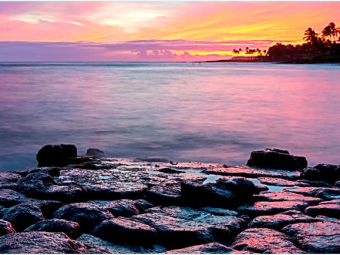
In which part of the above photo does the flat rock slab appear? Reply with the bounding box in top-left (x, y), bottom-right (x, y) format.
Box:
top-left (146, 184), bottom-right (182, 204)
top-left (238, 201), bottom-right (309, 217)
top-left (282, 221), bottom-right (340, 253)
top-left (0, 231), bottom-right (87, 253)
top-left (258, 177), bottom-right (309, 187)
top-left (0, 219), bottom-right (16, 236)
top-left (164, 242), bottom-right (247, 254)
top-left (0, 189), bottom-right (27, 207)
top-left (248, 210), bottom-right (319, 230)
top-left (24, 218), bottom-right (81, 239)
top-left (283, 187), bottom-right (325, 196)
top-left (77, 233), bottom-right (166, 254)
top-left (315, 188), bottom-right (340, 200)
top-left (54, 203), bottom-right (113, 232)
top-left (231, 228), bottom-right (304, 253)
top-left (89, 199), bottom-right (140, 217)
top-left (304, 204), bottom-right (340, 219)
top-left (93, 217), bottom-right (157, 244)
top-left (203, 166), bottom-right (300, 180)
top-left (254, 191), bottom-right (322, 205)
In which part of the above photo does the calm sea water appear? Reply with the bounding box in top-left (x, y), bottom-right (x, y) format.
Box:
top-left (0, 62), bottom-right (339, 172)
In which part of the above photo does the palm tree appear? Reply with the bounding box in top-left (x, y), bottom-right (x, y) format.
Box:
top-left (322, 22), bottom-right (340, 43)
top-left (304, 28), bottom-right (318, 44)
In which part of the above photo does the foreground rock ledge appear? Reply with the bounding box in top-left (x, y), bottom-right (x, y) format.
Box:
top-left (0, 145), bottom-right (339, 254)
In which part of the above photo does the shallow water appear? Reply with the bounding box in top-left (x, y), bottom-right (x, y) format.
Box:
top-left (0, 62), bottom-right (339, 171)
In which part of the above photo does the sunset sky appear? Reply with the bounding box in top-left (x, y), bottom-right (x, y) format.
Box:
top-left (0, 1), bottom-right (339, 61)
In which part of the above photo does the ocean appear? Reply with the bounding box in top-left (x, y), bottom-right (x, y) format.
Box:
top-left (0, 62), bottom-right (339, 172)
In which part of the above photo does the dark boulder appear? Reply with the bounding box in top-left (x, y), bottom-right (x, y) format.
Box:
top-left (304, 203), bottom-right (340, 219)
top-left (247, 148), bottom-right (307, 170)
top-left (164, 242), bottom-right (243, 254)
top-left (181, 177), bottom-right (256, 208)
top-left (0, 231), bottom-right (87, 253)
top-left (301, 164), bottom-right (340, 184)
top-left (335, 180), bottom-right (340, 188)
top-left (315, 188), bottom-right (340, 200)
top-left (92, 217), bottom-right (157, 244)
top-left (2, 204), bottom-right (44, 231)
top-left (231, 228), bottom-right (305, 253)
top-left (86, 148), bottom-right (105, 157)
top-left (248, 210), bottom-right (319, 230)
top-left (21, 199), bottom-right (64, 219)
top-left (0, 219), bottom-right (16, 236)
top-left (0, 189), bottom-right (27, 207)
top-left (36, 144), bottom-right (78, 167)
top-left (134, 199), bottom-right (154, 212)
top-left (282, 221), bottom-right (340, 253)
top-left (89, 199), bottom-right (140, 217)
top-left (54, 203), bottom-right (113, 232)
top-left (24, 219), bottom-right (81, 239)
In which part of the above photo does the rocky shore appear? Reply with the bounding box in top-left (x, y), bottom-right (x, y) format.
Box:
top-left (0, 145), bottom-right (339, 254)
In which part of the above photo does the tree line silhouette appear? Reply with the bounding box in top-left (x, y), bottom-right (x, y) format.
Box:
top-left (232, 22), bottom-right (340, 63)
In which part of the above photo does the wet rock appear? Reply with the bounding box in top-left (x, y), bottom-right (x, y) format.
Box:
top-left (135, 206), bottom-right (246, 246)
top-left (247, 148), bottom-right (307, 170)
top-left (258, 177), bottom-right (309, 187)
top-left (254, 184), bottom-right (269, 193)
top-left (133, 212), bottom-right (213, 248)
top-left (24, 219), bottom-right (81, 239)
top-left (147, 184), bottom-right (182, 204)
top-left (36, 144), bottom-right (78, 167)
top-left (335, 180), bottom-right (340, 188)
top-left (0, 172), bottom-right (21, 189)
top-left (231, 228), bottom-right (304, 253)
top-left (282, 221), bottom-right (340, 253)
top-left (21, 199), bottom-right (64, 219)
top-left (0, 231), bottom-right (87, 253)
top-left (283, 186), bottom-right (324, 196)
top-left (304, 203), bottom-right (340, 218)
top-left (54, 203), bottom-right (113, 232)
top-left (77, 233), bottom-right (167, 254)
top-left (0, 189), bottom-right (27, 207)
top-left (134, 199), bottom-right (154, 212)
top-left (92, 217), bottom-right (157, 244)
top-left (319, 199), bottom-right (340, 205)
top-left (203, 166), bottom-right (301, 180)
top-left (86, 148), bottom-right (105, 157)
top-left (199, 207), bottom-right (238, 216)
top-left (181, 177), bottom-right (256, 208)
top-left (164, 242), bottom-right (243, 254)
top-left (315, 188), bottom-right (340, 200)
top-left (248, 210), bottom-right (318, 230)
top-left (89, 199), bottom-right (140, 217)
top-left (254, 191), bottom-right (322, 205)
top-left (0, 219), bottom-right (16, 236)
top-left (2, 204), bottom-right (44, 231)
top-left (238, 201), bottom-right (309, 217)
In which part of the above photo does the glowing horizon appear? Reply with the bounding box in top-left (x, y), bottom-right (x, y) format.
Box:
top-left (0, 1), bottom-right (339, 61)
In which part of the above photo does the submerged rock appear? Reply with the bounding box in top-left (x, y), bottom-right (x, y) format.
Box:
top-left (54, 203), bottom-right (113, 233)
top-left (232, 228), bottom-right (305, 253)
top-left (86, 148), bottom-right (105, 157)
top-left (247, 148), bottom-right (307, 170)
top-left (0, 231), bottom-right (87, 253)
top-left (282, 221), bottom-right (340, 253)
top-left (24, 219), bottom-right (81, 239)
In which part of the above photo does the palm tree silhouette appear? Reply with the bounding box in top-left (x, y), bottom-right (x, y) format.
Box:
top-left (303, 28), bottom-right (318, 44)
top-left (322, 22), bottom-right (340, 43)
